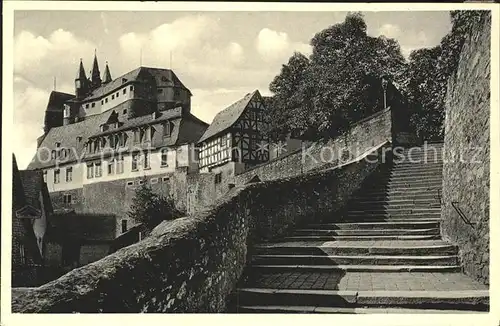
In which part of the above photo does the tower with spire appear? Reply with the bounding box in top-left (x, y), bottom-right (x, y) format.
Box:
top-left (90, 50), bottom-right (102, 90)
top-left (103, 61), bottom-right (112, 84)
top-left (75, 58), bottom-right (90, 99)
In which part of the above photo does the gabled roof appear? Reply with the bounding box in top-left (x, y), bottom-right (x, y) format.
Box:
top-left (13, 155), bottom-right (27, 211)
top-left (198, 90), bottom-right (260, 143)
top-left (28, 111), bottom-right (114, 169)
top-left (79, 66), bottom-right (191, 101)
top-left (46, 91), bottom-right (75, 113)
top-left (19, 170), bottom-right (43, 208)
top-left (28, 107), bottom-right (208, 169)
top-left (19, 170), bottom-right (54, 216)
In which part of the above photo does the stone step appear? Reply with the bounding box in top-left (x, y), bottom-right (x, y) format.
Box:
top-left (398, 155), bottom-right (444, 160)
top-left (306, 221), bottom-right (440, 230)
top-left (391, 162), bottom-right (443, 170)
top-left (249, 264), bottom-right (461, 273)
top-left (362, 185), bottom-right (443, 193)
top-left (235, 305), bottom-right (484, 313)
top-left (362, 181), bottom-right (443, 190)
top-left (292, 228), bottom-right (439, 237)
top-left (283, 234), bottom-right (441, 241)
top-left (354, 198), bottom-right (441, 206)
top-left (233, 288), bottom-right (488, 312)
top-left (347, 208), bottom-right (441, 215)
top-left (380, 176), bottom-right (443, 184)
top-left (385, 173), bottom-right (442, 181)
top-left (385, 170), bottom-right (443, 178)
top-left (346, 203), bottom-right (441, 210)
top-left (345, 212), bottom-right (441, 220)
top-left (340, 218), bottom-right (442, 223)
top-left (254, 242), bottom-right (457, 256)
top-left (351, 193), bottom-right (441, 201)
top-left (251, 254), bottom-right (458, 266)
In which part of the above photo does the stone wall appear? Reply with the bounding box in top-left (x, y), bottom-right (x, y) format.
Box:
top-left (441, 12), bottom-right (490, 285)
top-left (234, 107), bottom-right (392, 184)
top-left (186, 108), bottom-right (392, 213)
top-left (11, 143), bottom-right (389, 313)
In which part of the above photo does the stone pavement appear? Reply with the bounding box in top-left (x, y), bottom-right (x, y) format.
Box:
top-left (242, 271), bottom-right (488, 292)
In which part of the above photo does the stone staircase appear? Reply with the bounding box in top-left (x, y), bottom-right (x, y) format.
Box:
top-left (230, 143), bottom-right (489, 313)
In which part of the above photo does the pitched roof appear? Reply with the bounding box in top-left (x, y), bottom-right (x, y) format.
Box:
top-left (79, 66), bottom-right (191, 101)
top-left (46, 91), bottom-right (75, 113)
top-left (103, 62), bottom-right (112, 83)
top-left (28, 111), bottom-right (113, 169)
top-left (198, 90), bottom-right (260, 143)
top-left (28, 107), bottom-right (207, 169)
top-left (12, 155), bottom-right (27, 211)
top-left (19, 171), bottom-right (44, 209)
top-left (12, 155), bottom-right (44, 263)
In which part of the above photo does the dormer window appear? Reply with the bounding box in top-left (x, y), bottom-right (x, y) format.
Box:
top-left (163, 122), bottom-right (171, 137)
top-left (122, 78), bottom-right (128, 84)
top-left (161, 76), bottom-right (168, 82)
top-left (133, 129), bottom-right (140, 143)
top-left (55, 142), bottom-right (61, 148)
top-left (144, 127), bottom-right (151, 142)
top-left (76, 136), bottom-right (82, 142)
top-left (63, 105), bottom-right (70, 118)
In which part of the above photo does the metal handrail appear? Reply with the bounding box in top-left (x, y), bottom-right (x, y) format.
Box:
top-left (451, 201), bottom-right (476, 227)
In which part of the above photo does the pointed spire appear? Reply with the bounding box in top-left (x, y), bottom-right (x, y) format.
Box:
top-left (103, 61), bottom-right (112, 84)
top-left (91, 50), bottom-right (102, 88)
top-left (76, 58), bottom-right (87, 80)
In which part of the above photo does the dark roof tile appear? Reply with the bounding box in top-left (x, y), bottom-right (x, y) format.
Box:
top-left (198, 90), bottom-right (260, 143)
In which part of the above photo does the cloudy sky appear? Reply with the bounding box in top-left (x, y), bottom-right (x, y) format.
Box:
top-left (13, 10), bottom-right (452, 168)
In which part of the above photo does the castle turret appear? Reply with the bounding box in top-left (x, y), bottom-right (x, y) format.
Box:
top-left (75, 59), bottom-right (89, 99)
top-left (103, 61), bottom-right (112, 84)
top-left (90, 51), bottom-right (102, 90)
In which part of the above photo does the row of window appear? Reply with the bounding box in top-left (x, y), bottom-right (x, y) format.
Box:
top-left (125, 175), bottom-right (169, 187)
top-left (51, 167), bottom-right (72, 184)
top-left (45, 150), bottom-right (172, 183)
top-left (86, 123), bottom-right (172, 154)
top-left (86, 133), bottom-right (127, 154)
top-left (200, 149), bottom-right (231, 167)
top-left (87, 158), bottom-right (124, 179)
top-left (83, 85), bottom-right (134, 109)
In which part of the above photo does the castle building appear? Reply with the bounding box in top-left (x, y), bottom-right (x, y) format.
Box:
top-left (28, 54), bottom-right (208, 235)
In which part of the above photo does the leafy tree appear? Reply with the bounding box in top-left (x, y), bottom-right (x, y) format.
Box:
top-left (404, 10), bottom-right (487, 141)
top-left (265, 12), bottom-right (407, 141)
top-left (127, 181), bottom-right (182, 232)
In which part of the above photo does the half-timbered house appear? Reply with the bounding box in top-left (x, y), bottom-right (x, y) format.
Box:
top-left (197, 90), bottom-right (269, 175)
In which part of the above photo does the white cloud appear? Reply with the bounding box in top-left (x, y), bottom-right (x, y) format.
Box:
top-left (378, 23), bottom-right (401, 38)
top-left (13, 28), bottom-right (95, 167)
top-left (118, 15), bottom-right (244, 70)
top-left (14, 29), bottom-right (96, 80)
top-left (13, 84), bottom-right (50, 168)
top-left (256, 28), bottom-right (311, 63)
